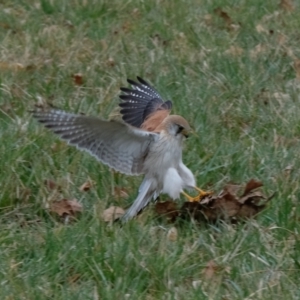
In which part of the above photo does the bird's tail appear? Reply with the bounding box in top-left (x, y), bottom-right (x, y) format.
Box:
top-left (122, 178), bottom-right (156, 222)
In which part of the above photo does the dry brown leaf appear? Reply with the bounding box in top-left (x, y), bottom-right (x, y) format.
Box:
top-left (242, 179), bottom-right (263, 196)
top-left (50, 199), bottom-right (83, 217)
top-left (167, 227), bottom-right (178, 241)
top-left (280, 0), bottom-right (294, 11)
top-left (102, 206), bottom-right (125, 222)
top-left (239, 190), bottom-right (265, 205)
top-left (79, 180), bottom-right (93, 192)
top-left (72, 73), bottom-right (83, 85)
top-left (203, 260), bottom-right (219, 280)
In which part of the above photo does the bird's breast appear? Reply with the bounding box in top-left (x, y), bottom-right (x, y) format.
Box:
top-left (143, 135), bottom-right (182, 176)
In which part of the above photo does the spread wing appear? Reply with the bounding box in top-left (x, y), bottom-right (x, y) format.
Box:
top-left (33, 108), bottom-right (158, 175)
top-left (119, 77), bottom-right (172, 129)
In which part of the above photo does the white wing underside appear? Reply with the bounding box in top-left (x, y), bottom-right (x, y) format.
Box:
top-left (33, 109), bottom-right (158, 175)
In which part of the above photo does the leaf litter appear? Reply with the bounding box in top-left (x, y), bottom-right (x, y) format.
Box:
top-left (154, 179), bottom-right (274, 224)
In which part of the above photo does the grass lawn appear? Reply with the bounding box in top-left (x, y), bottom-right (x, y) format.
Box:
top-left (1, 0), bottom-right (300, 299)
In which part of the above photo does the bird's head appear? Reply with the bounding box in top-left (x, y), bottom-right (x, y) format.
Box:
top-left (163, 115), bottom-right (191, 140)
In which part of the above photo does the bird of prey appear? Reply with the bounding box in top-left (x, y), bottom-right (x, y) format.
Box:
top-left (33, 77), bottom-right (210, 221)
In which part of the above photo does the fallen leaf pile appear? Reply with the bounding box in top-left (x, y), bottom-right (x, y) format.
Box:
top-left (155, 179), bottom-right (274, 224)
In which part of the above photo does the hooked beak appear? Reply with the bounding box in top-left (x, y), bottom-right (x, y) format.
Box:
top-left (181, 128), bottom-right (190, 138)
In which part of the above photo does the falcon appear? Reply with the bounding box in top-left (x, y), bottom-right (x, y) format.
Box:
top-left (33, 77), bottom-right (210, 221)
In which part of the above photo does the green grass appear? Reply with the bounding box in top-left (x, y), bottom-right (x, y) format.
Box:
top-left (1, 0), bottom-right (300, 299)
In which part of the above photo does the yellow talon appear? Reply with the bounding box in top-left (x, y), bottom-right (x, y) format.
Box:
top-left (182, 191), bottom-right (198, 202)
top-left (194, 187), bottom-right (213, 198)
top-left (182, 188), bottom-right (213, 202)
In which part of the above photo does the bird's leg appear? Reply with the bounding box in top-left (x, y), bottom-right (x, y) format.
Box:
top-left (182, 191), bottom-right (199, 202)
top-left (181, 187), bottom-right (213, 203)
top-left (194, 186), bottom-right (213, 199)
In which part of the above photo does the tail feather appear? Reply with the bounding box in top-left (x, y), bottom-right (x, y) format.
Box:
top-left (122, 178), bottom-right (156, 222)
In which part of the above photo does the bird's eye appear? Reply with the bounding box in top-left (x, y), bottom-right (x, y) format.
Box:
top-left (176, 125), bottom-right (184, 135)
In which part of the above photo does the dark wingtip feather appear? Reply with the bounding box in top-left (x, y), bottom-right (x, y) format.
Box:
top-left (120, 87), bottom-right (131, 93)
top-left (137, 77), bottom-right (149, 86)
top-left (127, 78), bottom-right (138, 86)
